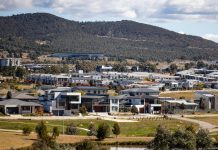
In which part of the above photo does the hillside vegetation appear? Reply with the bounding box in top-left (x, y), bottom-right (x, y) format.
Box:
top-left (0, 13), bottom-right (218, 61)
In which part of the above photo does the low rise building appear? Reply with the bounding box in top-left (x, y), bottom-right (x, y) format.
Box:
top-left (0, 58), bottom-right (20, 67)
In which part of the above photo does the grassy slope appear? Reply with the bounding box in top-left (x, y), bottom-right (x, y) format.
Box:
top-left (0, 118), bottom-right (198, 137)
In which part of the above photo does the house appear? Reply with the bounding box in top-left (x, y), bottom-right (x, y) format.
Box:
top-left (96, 65), bottom-right (113, 72)
top-left (40, 87), bottom-right (81, 116)
top-left (162, 99), bottom-right (198, 113)
top-left (0, 99), bottom-right (42, 115)
top-left (81, 95), bottom-right (109, 112)
top-left (12, 93), bottom-right (38, 102)
top-left (0, 58), bottom-right (21, 67)
top-left (195, 91), bottom-right (218, 111)
top-left (120, 88), bottom-right (160, 97)
top-left (109, 94), bottom-right (160, 114)
top-left (73, 86), bottom-right (109, 95)
top-left (27, 74), bottom-right (71, 85)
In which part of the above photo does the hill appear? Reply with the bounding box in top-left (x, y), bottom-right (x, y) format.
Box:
top-left (0, 13), bottom-right (218, 61)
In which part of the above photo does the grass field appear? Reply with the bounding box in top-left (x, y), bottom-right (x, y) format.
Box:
top-left (0, 118), bottom-right (198, 137)
top-left (190, 116), bottom-right (218, 126)
top-left (160, 90), bottom-right (218, 100)
top-left (160, 91), bottom-right (195, 100)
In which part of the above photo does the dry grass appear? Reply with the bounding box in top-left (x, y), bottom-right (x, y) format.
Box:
top-left (190, 116), bottom-right (218, 126)
top-left (0, 88), bottom-right (8, 96)
top-left (160, 91), bottom-right (195, 100)
top-left (0, 131), bottom-right (36, 149)
top-left (0, 131), bottom-right (151, 149)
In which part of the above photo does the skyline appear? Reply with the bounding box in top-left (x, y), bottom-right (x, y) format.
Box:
top-left (0, 0), bottom-right (218, 43)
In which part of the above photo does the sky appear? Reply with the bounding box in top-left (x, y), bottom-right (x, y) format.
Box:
top-left (0, 0), bottom-right (218, 43)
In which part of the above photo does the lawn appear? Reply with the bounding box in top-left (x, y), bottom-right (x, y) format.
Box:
top-left (0, 118), bottom-right (198, 137)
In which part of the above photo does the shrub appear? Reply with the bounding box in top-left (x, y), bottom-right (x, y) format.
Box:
top-left (172, 129), bottom-right (196, 150)
top-left (22, 126), bottom-right (32, 136)
top-left (79, 105), bottom-right (87, 115)
top-left (96, 123), bottom-right (110, 140)
top-left (75, 140), bottom-right (99, 150)
top-left (112, 123), bottom-right (120, 138)
top-left (130, 105), bottom-right (138, 115)
top-left (87, 123), bottom-right (96, 136)
top-left (196, 129), bottom-right (212, 149)
top-left (66, 123), bottom-right (78, 135)
top-left (150, 125), bottom-right (172, 150)
top-left (52, 127), bottom-right (60, 139)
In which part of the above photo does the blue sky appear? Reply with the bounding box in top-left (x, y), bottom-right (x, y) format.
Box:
top-left (0, 0), bottom-right (218, 43)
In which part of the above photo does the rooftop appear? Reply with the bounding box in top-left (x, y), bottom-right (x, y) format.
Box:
top-left (0, 99), bottom-right (42, 106)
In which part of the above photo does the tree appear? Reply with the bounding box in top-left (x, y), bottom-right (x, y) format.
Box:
top-left (96, 123), bottom-right (110, 140)
top-left (112, 123), bottom-right (120, 138)
top-left (52, 127), bottom-right (59, 139)
top-left (79, 105), bottom-right (87, 115)
top-left (23, 125), bottom-right (32, 136)
top-left (130, 105), bottom-right (138, 115)
top-left (197, 61), bottom-right (206, 69)
top-left (66, 123), bottom-right (77, 135)
top-left (172, 129), bottom-right (196, 150)
top-left (33, 121), bottom-right (58, 150)
top-left (185, 125), bottom-right (196, 134)
top-left (151, 125), bottom-right (172, 150)
top-left (87, 123), bottom-right (96, 136)
top-left (35, 121), bottom-right (49, 140)
top-left (196, 129), bottom-right (212, 149)
top-left (169, 64), bottom-right (178, 73)
top-left (15, 67), bottom-right (26, 79)
top-left (6, 91), bottom-right (12, 99)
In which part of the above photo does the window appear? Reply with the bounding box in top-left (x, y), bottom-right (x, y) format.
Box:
top-left (112, 99), bottom-right (118, 104)
top-left (22, 106), bottom-right (31, 111)
top-left (112, 106), bottom-right (118, 111)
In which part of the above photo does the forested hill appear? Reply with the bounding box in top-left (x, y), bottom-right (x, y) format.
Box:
top-left (0, 13), bottom-right (218, 61)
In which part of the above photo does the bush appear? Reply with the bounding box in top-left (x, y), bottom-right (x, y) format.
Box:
top-left (112, 123), bottom-right (120, 138)
top-left (149, 125), bottom-right (172, 150)
top-left (52, 127), bottom-right (60, 139)
top-left (96, 123), bottom-right (110, 140)
top-left (196, 129), bottom-right (212, 149)
top-left (66, 123), bottom-right (78, 135)
top-left (87, 123), bottom-right (96, 136)
top-left (130, 105), bottom-right (138, 115)
top-left (23, 126), bottom-right (32, 136)
top-left (75, 140), bottom-right (99, 150)
top-left (79, 105), bottom-right (87, 115)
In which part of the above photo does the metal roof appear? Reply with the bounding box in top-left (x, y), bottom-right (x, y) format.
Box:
top-left (0, 99), bottom-right (42, 106)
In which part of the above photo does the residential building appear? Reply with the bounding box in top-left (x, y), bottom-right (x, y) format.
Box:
top-left (120, 88), bottom-right (160, 97)
top-left (40, 87), bottom-right (81, 116)
top-left (0, 99), bottom-right (42, 115)
top-left (0, 58), bottom-right (20, 67)
top-left (72, 86), bottom-right (108, 95)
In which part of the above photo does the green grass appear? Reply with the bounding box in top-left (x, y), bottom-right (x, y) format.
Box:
top-left (0, 119), bottom-right (198, 137)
